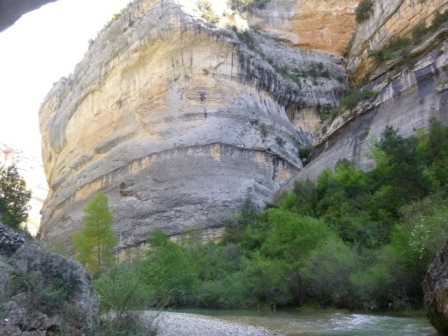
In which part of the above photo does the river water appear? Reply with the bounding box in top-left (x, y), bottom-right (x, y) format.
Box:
top-left (179, 309), bottom-right (437, 336)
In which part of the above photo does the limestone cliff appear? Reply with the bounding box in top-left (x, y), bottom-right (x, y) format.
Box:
top-left (38, 0), bottom-right (347, 249)
top-left (247, 0), bottom-right (359, 56)
top-left (293, 0), bottom-right (448, 182)
top-left (348, 0), bottom-right (448, 85)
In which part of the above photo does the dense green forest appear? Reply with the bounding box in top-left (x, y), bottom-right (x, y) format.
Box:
top-left (95, 118), bottom-right (448, 315)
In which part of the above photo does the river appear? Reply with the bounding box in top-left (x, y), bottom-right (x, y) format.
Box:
top-left (177, 308), bottom-right (436, 335)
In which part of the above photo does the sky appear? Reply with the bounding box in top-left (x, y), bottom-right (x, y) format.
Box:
top-left (0, 0), bottom-right (131, 156)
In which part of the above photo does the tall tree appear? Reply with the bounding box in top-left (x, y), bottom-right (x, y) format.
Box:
top-left (72, 192), bottom-right (117, 276)
top-left (0, 164), bottom-right (31, 228)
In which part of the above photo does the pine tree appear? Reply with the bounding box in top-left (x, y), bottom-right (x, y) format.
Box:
top-left (0, 164), bottom-right (31, 228)
top-left (72, 192), bottom-right (117, 276)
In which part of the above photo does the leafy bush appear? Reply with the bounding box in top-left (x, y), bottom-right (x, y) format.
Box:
top-left (139, 229), bottom-right (198, 307)
top-left (275, 136), bottom-right (286, 147)
top-left (320, 88), bottom-right (377, 121)
top-left (355, 0), bottom-right (373, 23)
top-left (302, 238), bottom-right (358, 309)
top-left (93, 262), bottom-right (157, 335)
top-left (89, 120), bottom-right (448, 312)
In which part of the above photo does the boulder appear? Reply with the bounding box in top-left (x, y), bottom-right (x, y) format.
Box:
top-left (0, 223), bottom-right (24, 256)
top-left (423, 240), bottom-right (448, 335)
top-left (0, 225), bottom-right (98, 335)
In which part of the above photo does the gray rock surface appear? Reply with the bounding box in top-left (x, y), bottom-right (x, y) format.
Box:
top-left (291, 33), bottom-right (448, 183)
top-left (0, 0), bottom-right (57, 32)
top-left (0, 223), bottom-right (24, 256)
top-left (38, 0), bottom-right (348, 250)
top-left (14, 245), bottom-right (99, 328)
top-left (0, 226), bottom-right (98, 335)
top-left (423, 240), bottom-right (448, 335)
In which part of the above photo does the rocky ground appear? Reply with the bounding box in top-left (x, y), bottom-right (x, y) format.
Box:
top-left (146, 312), bottom-right (285, 336)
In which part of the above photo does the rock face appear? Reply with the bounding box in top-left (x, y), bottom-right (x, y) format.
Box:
top-left (248, 0), bottom-right (359, 56)
top-left (0, 223), bottom-right (24, 256)
top-left (348, 0), bottom-right (448, 85)
top-left (0, 223), bottom-right (98, 335)
top-left (0, 0), bottom-right (57, 32)
top-left (295, 37), bottom-right (448, 181)
top-left (38, 0), bottom-right (347, 249)
top-left (292, 0), bottom-right (448, 183)
top-left (423, 240), bottom-right (448, 335)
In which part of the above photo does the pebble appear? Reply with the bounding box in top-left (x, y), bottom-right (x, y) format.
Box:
top-left (143, 312), bottom-right (286, 336)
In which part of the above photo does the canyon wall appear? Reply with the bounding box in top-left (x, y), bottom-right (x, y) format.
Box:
top-left (348, 0), bottom-right (448, 84)
top-left (38, 0), bottom-right (348, 249)
top-left (247, 0), bottom-right (359, 56)
top-left (293, 0), bottom-right (448, 183)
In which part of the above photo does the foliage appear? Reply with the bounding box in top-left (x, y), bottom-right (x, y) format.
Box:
top-left (355, 0), bottom-right (373, 23)
top-left (139, 229), bottom-right (198, 307)
top-left (0, 164), bottom-right (31, 229)
top-left (298, 146), bottom-right (311, 160)
top-left (259, 123), bottom-right (268, 137)
top-left (90, 120), bottom-right (448, 312)
top-left (320, 88), bottom-right (377, 121)
top-left (302, 238), bottom-right (358, 309)
top-left (93, 262), bottom-right (158, 335)
top-left (8, 270), bottom-right (70, 314)
top-left (369, 10), bottom-right (448, 64)
top-left (72, 192), bottom-right (117, 276)
top-left (232, 0), bottom-right (270, 10)
top-left (6, 269), bottom-right (84, 332)
top-left (369, 36), bottom-right (412, 63)
top-left (197, 0), bottom-right (220, 23)
top-left (275, 136), bottom-right (286, 147)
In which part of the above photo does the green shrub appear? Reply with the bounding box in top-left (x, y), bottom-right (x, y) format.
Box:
top-left (139, 229), bottom-right (198, 307)
top-left (302, 238), bottom-right (358, 309)
top-left (355, 0), bottom-right (374, 23)
top-left (298, 146), bottom-right (312, 160)
top-left (7, 270), bottom-right (79, 321)
top-left (320, 88), bottom-right (377, 121)
top-left (93, 262), bottom-right (157, 335)
top-left (259, 123), bottom-right (268, 137)
top-left (275, 136), bottom-right (286, 147)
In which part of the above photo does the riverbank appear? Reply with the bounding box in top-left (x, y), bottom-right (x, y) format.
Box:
top-left (145, 311), bottom-right (285, 336)
top-left (143, 309), bottom-right (436, 336)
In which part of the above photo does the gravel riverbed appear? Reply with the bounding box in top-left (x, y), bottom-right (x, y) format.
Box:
top-left (144, 311), bottom-right (285, 336)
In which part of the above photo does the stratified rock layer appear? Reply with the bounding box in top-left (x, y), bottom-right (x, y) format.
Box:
top-left (248, 0), bottom-right (359, 56)
top-left (293, 35), bottom-right (448, 182)
top-left (39, 0), bottom-right (347, 249)
top-left (348, 0), bottom-right (448, 85)
top-left (423, 240), bottom-right (448, 335)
